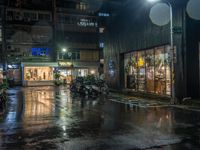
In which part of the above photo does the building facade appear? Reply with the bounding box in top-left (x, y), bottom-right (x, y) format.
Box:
top-left (54, 0), bottom-right (103, 83)
top-left (3, 0), bottom-right (55, 85)
top-left (103, 0), bottom-right (200, 101)
top-left (1, 0), bottom-right (114, 85)
top-left (53, 0), bottom-right (120, 83)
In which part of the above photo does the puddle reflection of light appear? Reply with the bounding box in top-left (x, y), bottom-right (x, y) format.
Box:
top-left (92, 101), bottom-right (97, 106)
top-left (58, 89), bottom-right (73, 127)
top-left (5, 112), bottom-right (17, 123)
top-left (24, 90), bottom-right (54, 119)
top-left (63, 133), bottom-right (67, 136)
top-left (62, 125), bottom-right (66, 131)
top-left (60, 90), bottom-right (72, 103)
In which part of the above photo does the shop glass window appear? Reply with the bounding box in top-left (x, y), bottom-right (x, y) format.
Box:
top-left (72, 52), bottom-right (77, 59)
top-left (124, 52), bottom-right (138, 91)
top-left (155, 47), bottom-right (166, 95)
top-left (59, 69), bottom-right (72, 84)
top-left (63, 52), bottom-right (77, 60)
top-left (146, 49), bottom-right (155, 93)
top-left (137, 51), bottom-right (146, 92)
top-left (76, 52), bottom-right (80, 60)
top-left (165, 46), bottom-right (171, 95)
top-left (78, 69), bottom-right (88, 77)
top-left (63, 53), bottom-right (71, 60)
top-left (24, 67), bottom-right (53, 81)
top-left (124, 45), bottom-right (171, 96)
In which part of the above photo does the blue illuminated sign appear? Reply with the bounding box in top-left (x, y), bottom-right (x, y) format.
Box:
top-left (108, 59), bottom-right (115, 77)
top-left (31, 47), bottom-right (49, 56)
top-left (99, 42), bottom-right (104, 48)
top-left (98, 13), bottom-right (110, 17)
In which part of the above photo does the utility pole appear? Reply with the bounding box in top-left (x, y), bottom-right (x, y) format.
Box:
top-left (2, 2), bottom-right (7, 72)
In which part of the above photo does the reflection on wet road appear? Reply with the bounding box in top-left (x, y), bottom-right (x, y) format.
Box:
top-left (0, 86), bottom-right (200, 150)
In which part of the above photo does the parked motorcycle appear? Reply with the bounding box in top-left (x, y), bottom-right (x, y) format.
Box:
top-left (70, 75), bottom-right (109, 98)
top-left (70, 77), bottom-right (86, 96)
top-left (97, 79), bottom-right (109, 95)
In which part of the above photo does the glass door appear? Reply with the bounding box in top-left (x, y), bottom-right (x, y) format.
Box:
top-left (146, 49), bottom-right (155, 93)
top-left (124, 52), bottom-right (138, 90)
top-left (155, 47), bottom-right (166, 94)
top-left (165, 46), bottom-right (171, 95)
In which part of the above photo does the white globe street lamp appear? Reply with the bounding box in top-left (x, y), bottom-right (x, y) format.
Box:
top-left (62, 48), bottom-right (67, 59)
top-left (62, 48), bottom-right (67, 52)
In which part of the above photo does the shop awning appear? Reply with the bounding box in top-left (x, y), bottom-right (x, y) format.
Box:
top-left (73, 61), bottom-right (99, 68)
top-left (21, 62), bottom-right (58, 67)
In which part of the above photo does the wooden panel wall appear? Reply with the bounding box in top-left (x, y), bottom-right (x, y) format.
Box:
top-left (186, 15), bottom-right (200, 98)
top-left (80, 50), bottom-right (99, 61)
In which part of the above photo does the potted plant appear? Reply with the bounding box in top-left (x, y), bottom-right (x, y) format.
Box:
top-left (54, 72), bottom-right (61, 86)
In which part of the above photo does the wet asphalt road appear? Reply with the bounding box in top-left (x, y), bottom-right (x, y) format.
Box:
top-left (0, 86), bottom-right (200, 150)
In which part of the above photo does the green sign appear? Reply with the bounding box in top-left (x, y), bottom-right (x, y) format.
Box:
top-left (173, 26), bottom-right (183, 34)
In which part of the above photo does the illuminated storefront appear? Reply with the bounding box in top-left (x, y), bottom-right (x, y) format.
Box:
top-left (59, 69), bottom-right (73, 84)
top-left (58, 61), bottom-right (98, 83)
top-left (22, 62), bottom-right (58, 86)
top-left (58, 61), bottom-right (73, 84)
top-left (7, 64), bottom-right (21, 85)
top-left (73, 62), bottom-right (98, 77)
top-left (77, 69), bottom-right (88, 77)
top-left (124, 46), bottom-right (171, 96)
top-left (74, 68), bottom-right (97, 77)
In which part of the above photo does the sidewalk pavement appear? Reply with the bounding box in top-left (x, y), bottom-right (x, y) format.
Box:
top-left (108, 89), bottom-right (200, 111)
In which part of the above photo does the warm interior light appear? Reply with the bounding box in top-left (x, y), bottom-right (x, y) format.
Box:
top-left (90, 70), bottom-right (95, 74)
top-left (138, 57), bottom-right (145, 67)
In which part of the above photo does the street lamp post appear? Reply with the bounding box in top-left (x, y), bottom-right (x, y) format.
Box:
top-left (147, 0), bottom-right (175, 104)
top-left (62, 48), bottom-right (67, 60)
